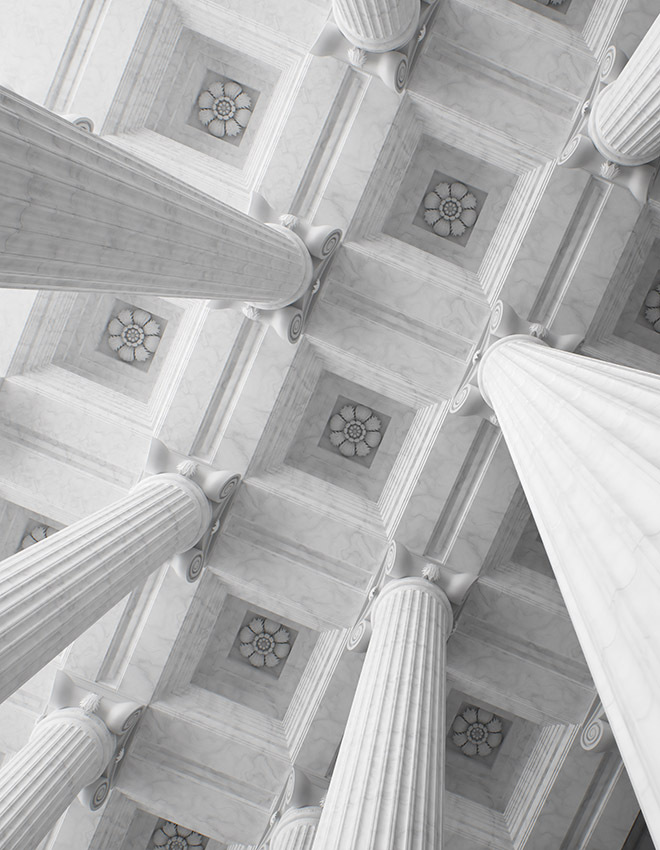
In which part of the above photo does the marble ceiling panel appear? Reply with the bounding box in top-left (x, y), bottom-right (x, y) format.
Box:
top-left (51, 293), bottom-right (183, 399)
top-left (445, 688), bottom-right (537, 812)
top-left (147, 29), bottom-right (276, 167)
top-left (410, 0), bottom-right (593, 156)
top-left (382, 135), bottom-right (517, 273)
top-left (584, 201), bottom-right (660, 373)
top-left (283, 371), bottom-right (414, 501)
top-left (192, 593), bottom-right (316, 719)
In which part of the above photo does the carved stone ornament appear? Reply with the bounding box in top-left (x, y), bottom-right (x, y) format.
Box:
top-left (329, 404), bottom-right (382, 458)
top-left (197, 80), bottom-right (252, 138)
top-left (151, 821), bottom-right (206, 849)
top-left (239, 616), bottom-right (291, 668)
top-left (107, 308), bottom-right (161, 363)
top-left (451, 705), bottom-right (504, 757)
top-left (20, 524), bottom-right (56, 550)
top-left (644, 284), bottom-right (660, 332)
top-left (423, 181), bottom-right (478, 238)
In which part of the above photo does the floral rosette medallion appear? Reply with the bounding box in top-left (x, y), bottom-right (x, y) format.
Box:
top-left (451, 705), bottom-right (503, 757)
top-left (423, 181), bottom-right (478, 238)
top-left (198, 80), bottom-right (252, 138)
top-left (151, 822), bottom-right (205, 849)
top-left (329, 404), bottom-right (382, 458)
top-left (239, 616), bottom-right (291, 668)
top-left (107, 308), bottom-right (161, 363)
top-left (644, 284), bottom-right (660, 332)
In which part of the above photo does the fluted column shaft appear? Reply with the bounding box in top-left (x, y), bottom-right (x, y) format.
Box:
top-left (313, 577), bottom-right (452, 850)
top-left (0, 707), bottom-right (115, 850)
top-left (333, 0), bottom-right (418, 51)
top-left (270, 806), bottom-right (322, 850)
top-left (478, 335), bottom-right (660, 847)
top-left (590, 14), bottom-right (660, 165)
top-left (0, 87), bottom-right (312, 308)
top-left (0, 473), bottom-right (210, 703)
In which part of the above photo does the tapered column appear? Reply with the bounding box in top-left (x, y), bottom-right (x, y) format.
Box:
top-left (313, 577), bottom-right (452, 850)
top-left (0, 87), bottom-right (312, 308)
top-left (477, 335), bottom-right (660, 846)
top-left (0, 472), bottom-right (211, 704)
top-left (0, 705), bottom-right (115, 850)
top-left (269, 806), bottom-right (322, 850)
top-left (333, 0), bottom-right (419, 51)
top-left (589, 14), bottom-right (660, 165)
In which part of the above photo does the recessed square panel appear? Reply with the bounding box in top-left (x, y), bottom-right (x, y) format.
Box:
top-left (53, 293), bottom-right (182, 401)
top-left (284, 371), bottom-right (416, 502)
top-left (98, 299), bottom-right (167, 372)
top-left (189, 73), bottom-right (259, 147)
top-left (414, 171), bottom-right (487, 247)
top-left (613, 239), bottom-right (660, 357)
top-left (445, 689), bottom-right (539, 811)
top-left (383, 135), bottom-right (516, 272)
top-left (148, 29), bottom-right (279, 169)
top-left (192, 594), bottom-right (317, 719)
top-left (319, 396), bottom-right (391, 469)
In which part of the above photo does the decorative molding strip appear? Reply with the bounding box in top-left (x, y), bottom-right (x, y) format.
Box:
top-left (445, 792), bottom-right (513, 850)
top-left (426, 421), bottom-right (501, 562)
top-left (44, 0), bottom-right (114, 113)
top-left (504, 723), bottom-right (579, 849)
top-left (222, 514), bottom-right (370, 590)
top-left (321, 282), bottom-right (474, 363)
top-left (530, 176), bottom-right (611, 326)
top-left (102, 0), bottom-right (183, 135)
top-left (290, 70), bottom-right (367, 222)
top-left (283, 629), bottom-right (349, 758)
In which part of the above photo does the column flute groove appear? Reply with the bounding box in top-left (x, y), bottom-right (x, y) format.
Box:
top-left (589, 14), bottom-right (660, 165)
top-left (0, 87), bottom-right (312, 308)
top-left (476, 334), bottom-right (660, 846)
top-left (0, 473), bottom-right (211, 703)
top-left (313, 577), bottom-right (451, 850)
top-left (0, 707), bottom-right (115, 850)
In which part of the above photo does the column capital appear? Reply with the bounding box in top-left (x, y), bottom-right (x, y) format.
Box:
top-left (35, 706), bottom-right (116, 768)
top-left (477, 333), bottom-right (547, 407)
top-left (132, 473), bottom-right (212, 546)
top-left (374, 575), bottom-right (454, 626)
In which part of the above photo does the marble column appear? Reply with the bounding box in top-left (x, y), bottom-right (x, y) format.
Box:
top-left (589, 14), bottom-right (660, 166)
top-left (0, 704), bottom-right (115, 850)
top-left (313, 576), bottom-right (452, 850)
top-left (269, 806), bottom-right (322, 850)
top-left (0, 86), bottom-right (312, 309)
top-left (0, 472), bottom-right (211, 704)
top-left (477, 334), bottom-right (660, 846)
top-left (332, 0), bottom-right (419, 52)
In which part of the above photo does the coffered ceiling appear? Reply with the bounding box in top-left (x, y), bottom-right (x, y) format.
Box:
top-left (1, 0), bottom-right (658, 848)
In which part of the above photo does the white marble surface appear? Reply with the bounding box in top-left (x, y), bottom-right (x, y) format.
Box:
top-left (480, 335), bottom-right (660, 844)
top-left (0, 0), bottom-right (81, 104)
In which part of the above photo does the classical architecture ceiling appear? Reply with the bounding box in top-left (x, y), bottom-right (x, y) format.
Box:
top-left (0, 0), bottom-right (658, 848)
